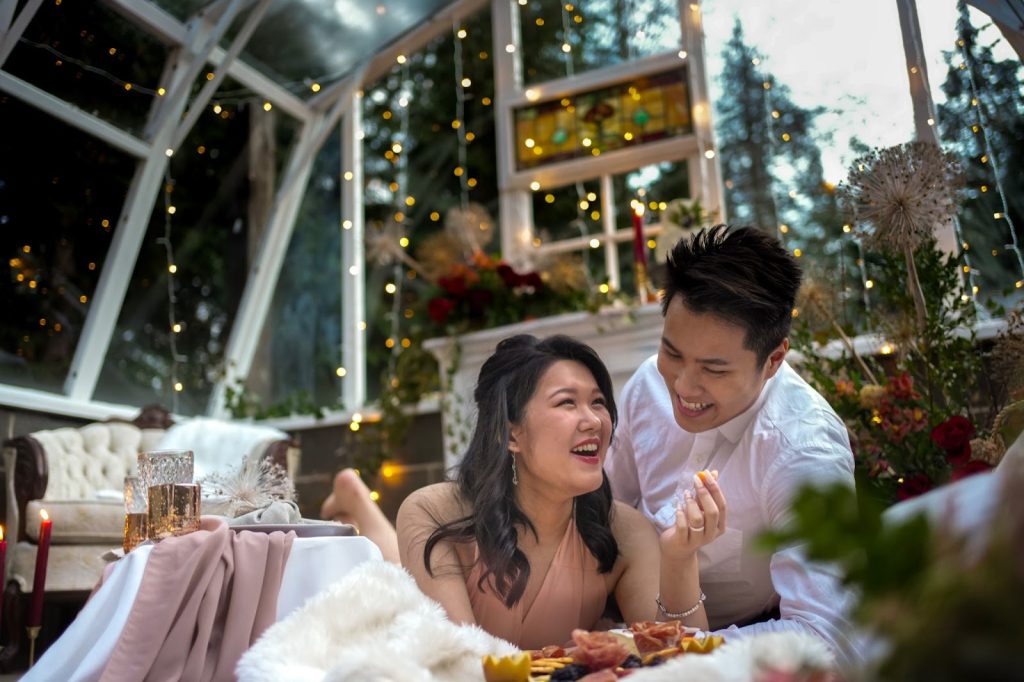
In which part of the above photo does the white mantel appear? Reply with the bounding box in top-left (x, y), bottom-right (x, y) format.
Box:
top-left (423, 303), bottom-right (664, 471)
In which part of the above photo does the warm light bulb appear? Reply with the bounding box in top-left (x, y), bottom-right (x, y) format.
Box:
top-left (589, 238), bottom-right (600, 248)
top-left (336, 367), bottom-right (347, 377)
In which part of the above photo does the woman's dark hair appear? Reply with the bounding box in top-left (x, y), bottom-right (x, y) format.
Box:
top-left (423, 334), bottom-right (619, 607)
top-left (662, 224), bottom-right (803, 364)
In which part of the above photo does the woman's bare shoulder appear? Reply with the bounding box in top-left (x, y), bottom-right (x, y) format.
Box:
top-left (610, 501), bottom-right (658, 545)
top-left (398, 481), bottom-right (465, 525)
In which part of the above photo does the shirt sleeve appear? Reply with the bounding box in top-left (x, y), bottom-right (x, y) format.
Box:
top-left (605, 378), bottom-right (642, 508)
top-left (719, 422), bottom-right (865, 667)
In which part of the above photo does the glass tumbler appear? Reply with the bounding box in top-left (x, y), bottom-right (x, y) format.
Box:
top-left (123, 475), bottom-right (149, 553)
top-left (138, 450), bottom-right (194, 540)
top-left (137, 450), bottom-right (194, 490)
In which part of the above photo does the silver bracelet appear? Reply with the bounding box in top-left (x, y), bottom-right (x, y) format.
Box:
top-left (656, 591), bottom-right (706, 619)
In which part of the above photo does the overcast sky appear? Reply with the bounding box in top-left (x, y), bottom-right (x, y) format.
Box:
top-left (699, 1), bottom-right (1016, 182)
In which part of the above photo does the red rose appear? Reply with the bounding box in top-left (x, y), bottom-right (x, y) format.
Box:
top-left (522, 272), bottom-right (544, 289)
top-left (427, 297), bottom-right (455, 323)
top-left (466, 288), bottom-right (493, 316)
top-left (496, 263), bottom-right (521, 287)
top-left (896, 473), bottom-right (933, 501)
top-left (930, 416), bottom-right (975, 466)
top-left (951, 459), bottom-right (992, 482)
top-left (439, 274), bottom-right (468, 296)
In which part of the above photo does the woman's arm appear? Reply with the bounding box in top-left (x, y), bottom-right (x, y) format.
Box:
top-left (612, 502), bottom-right (708, 630)
top-left (396, 484), bottom-right (477, 625)
top-left (614, 471), bottom-right (727, 630)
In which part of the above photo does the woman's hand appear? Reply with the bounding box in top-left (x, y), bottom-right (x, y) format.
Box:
top-left (659, 470), bottom-right (727, 561)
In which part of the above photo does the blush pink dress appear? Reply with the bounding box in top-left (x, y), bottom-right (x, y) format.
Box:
top-left (466, 518), bottom-right (607, 649)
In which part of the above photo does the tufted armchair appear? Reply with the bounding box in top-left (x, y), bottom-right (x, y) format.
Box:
top-left (0, 406), bottom-right (298, 665)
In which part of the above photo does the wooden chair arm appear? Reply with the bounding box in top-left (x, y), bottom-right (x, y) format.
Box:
top-left (3, 434), bottom-right (48, 542)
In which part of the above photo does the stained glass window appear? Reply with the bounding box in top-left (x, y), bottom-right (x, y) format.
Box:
top-left (513, 68), bottom-right (691, 170)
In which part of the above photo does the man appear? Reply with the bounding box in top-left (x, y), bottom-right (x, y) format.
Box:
top-left (605, 225), bottom-right (860, 663)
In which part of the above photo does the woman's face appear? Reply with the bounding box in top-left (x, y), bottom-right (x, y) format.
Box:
top-left (509, 359), bottom-right (612, 500)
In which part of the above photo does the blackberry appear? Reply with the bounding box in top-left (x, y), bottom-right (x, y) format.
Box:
top-left (620, 654), bottom-right (643, 669)
top-left (550, 663), bottom-right (591, 680)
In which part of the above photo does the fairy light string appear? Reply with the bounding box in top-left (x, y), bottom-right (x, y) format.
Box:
top-left (453, 20), bottom-right (471, 211)
top-left (159, 169), bottom-right (186, 412)
top-left (387, 61), bottom-right (412, 376)
top-left (955, 7), bottom-right (1024, 287)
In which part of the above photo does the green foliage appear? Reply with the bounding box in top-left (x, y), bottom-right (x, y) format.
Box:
top-left (760, 478), bottom-right (1024, 681)
top-left (793, 239), bottom-right (1001, 505)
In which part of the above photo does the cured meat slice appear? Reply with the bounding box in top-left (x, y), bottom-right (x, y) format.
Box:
top-left (629, 620), bottom-right (683, 654)
top-left (570, 629), bottom-right (630, 670)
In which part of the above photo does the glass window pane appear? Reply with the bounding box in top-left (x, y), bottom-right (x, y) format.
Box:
top-left (93, 82), bottom-right (300, 414)
top-left (361, 9), bottom-right (498, 401)
top-left (533, 180), bottom-right (603, 242)
top-left (6, 0), bottom-right (169, 136)
top-left (0, 100), bottom-right (136, 392)
top-left (244, 128), bottom-right (344, 415)
top-left (228, 0), bottom-right (455, 87)
top-left (520, 0), bottom-right (682, 85)
top-left (702, 0), bottom-right (910, 290)
top-left (513, 68), bottom-right (692, 170)
top-left (923, 5), bottom-right (1024, 302)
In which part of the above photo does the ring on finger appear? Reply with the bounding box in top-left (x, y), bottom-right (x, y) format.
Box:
top-left (688, 524), bottom-right (705, 532)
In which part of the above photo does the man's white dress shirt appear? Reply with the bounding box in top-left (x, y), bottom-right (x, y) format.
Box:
top-left (606, 356), bottom-right (861, 663)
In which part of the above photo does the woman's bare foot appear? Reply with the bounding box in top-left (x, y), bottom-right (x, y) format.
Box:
top-left (321, 468), bottom-right (400, 563)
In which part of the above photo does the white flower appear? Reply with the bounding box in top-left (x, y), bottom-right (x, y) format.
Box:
top-left (838, 141), bottom-right (962, 253)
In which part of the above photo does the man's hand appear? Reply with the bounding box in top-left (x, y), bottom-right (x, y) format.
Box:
top-left (659, 470), bottom-right (727, 560)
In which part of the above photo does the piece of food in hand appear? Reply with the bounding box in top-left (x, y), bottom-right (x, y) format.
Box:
top-left (482, 652), bottom-right (532, 682)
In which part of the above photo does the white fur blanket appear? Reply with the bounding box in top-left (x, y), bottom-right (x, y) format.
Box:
top-left (236, 560), bottom-right (835, 682)
top-left (235, 561), bottom-right (518, 682)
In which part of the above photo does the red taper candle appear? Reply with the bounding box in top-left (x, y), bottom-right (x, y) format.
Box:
top-left (28, 510), bottom-right (51, 628)
top-left (0, 524), bottom-right (6, 635)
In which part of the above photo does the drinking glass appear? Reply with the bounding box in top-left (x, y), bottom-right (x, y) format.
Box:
top-left (148, 483), bottom-right (201, 539)
top-left (137, 450), bottom-right (194, 490)
top-left (123, 475), bottom-right (149, 553)
top-left (138, 450), bottom-right (195, 540)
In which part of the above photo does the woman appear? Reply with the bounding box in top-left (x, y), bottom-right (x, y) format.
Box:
top-left (397, 334), bottom-right (727, 649)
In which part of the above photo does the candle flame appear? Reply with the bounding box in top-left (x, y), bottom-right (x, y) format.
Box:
top-left (0, 525), bottom-right (4, 541)
top-left (635, 204), bottom-right (645, 216)
top-left (40, 509), bottom-right (49, 521)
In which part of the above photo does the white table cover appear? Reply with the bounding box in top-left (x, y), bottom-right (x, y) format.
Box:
top-left (24, 534), bottom-right (382, 681)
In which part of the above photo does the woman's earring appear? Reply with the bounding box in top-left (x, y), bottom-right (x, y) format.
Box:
top-left (511, 452), bottom-right (518, 486)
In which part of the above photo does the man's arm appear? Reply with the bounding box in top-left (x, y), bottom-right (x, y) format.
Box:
top-left (713, 438), bottom-right (865, 668)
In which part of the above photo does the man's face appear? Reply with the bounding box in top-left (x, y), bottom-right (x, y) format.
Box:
top-left (656, 296), bottom-right (787, 433)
